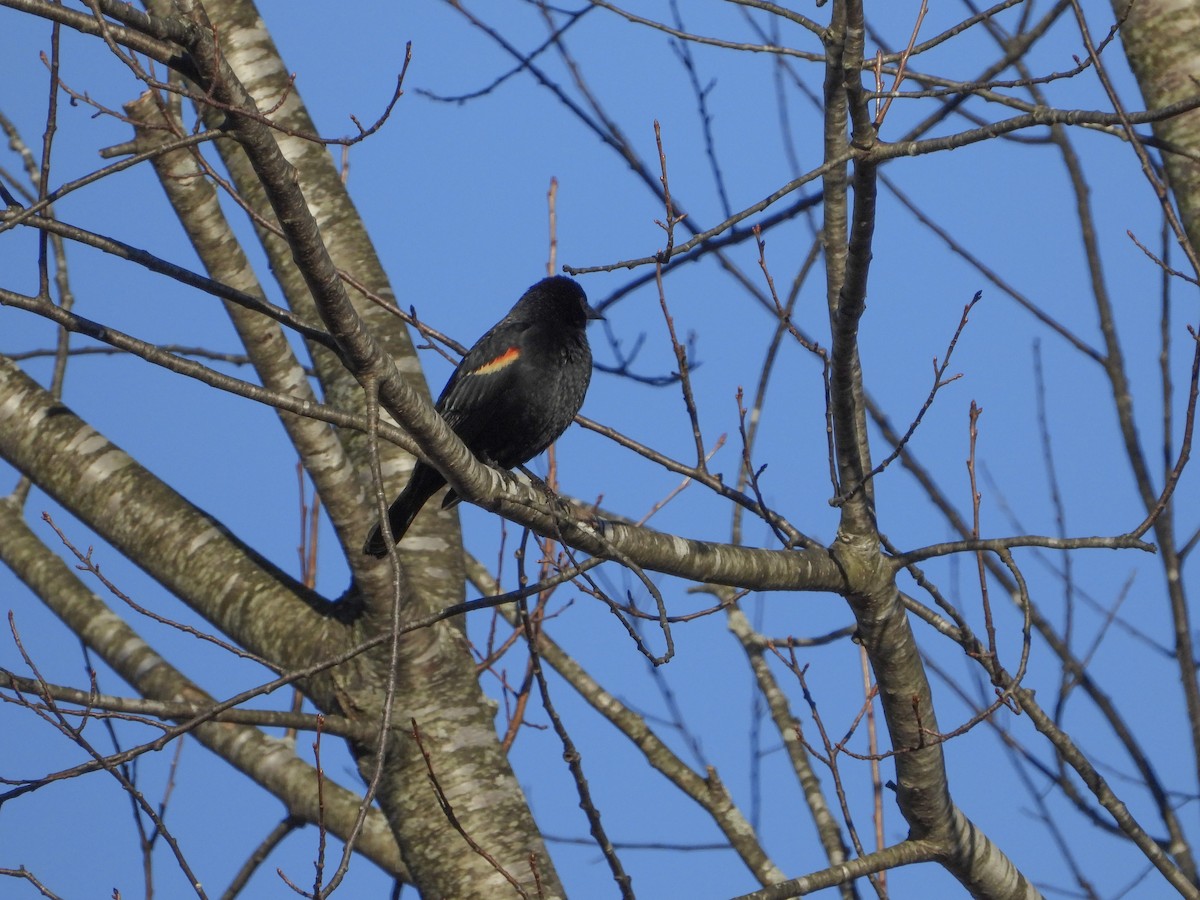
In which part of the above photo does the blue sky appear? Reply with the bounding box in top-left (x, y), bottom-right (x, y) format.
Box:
top-left (2, 3), bottom-right (1196, 898)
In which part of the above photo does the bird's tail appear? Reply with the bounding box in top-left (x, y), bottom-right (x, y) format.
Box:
top-left (362, 463), bottom-right (447, 557)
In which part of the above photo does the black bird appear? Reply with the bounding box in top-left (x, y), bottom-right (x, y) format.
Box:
top-left (364, 276), bottom-right (602, 556)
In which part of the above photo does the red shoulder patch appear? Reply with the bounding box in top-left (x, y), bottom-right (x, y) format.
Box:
top-left (473, 346), bottom-right (521, 375)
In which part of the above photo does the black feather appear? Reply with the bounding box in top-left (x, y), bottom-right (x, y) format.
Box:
top-left (364, 276), bottom-right (601, 556)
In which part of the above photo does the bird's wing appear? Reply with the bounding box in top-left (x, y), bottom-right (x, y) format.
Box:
top-left (435, 320), bottom-right (533, 432)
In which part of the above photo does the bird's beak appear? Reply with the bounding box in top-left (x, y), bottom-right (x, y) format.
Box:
top-left (585, 303), bottom-right (605, 321)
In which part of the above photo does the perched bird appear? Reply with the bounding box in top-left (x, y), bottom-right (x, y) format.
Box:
top-left (364, 275), bottom-right (602, 556)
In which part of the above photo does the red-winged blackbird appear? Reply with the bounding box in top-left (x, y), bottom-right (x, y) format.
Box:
top-left (364, 275), bottom-right (602, 556)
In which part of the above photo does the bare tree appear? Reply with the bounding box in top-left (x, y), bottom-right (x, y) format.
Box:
top-left (2, 2), bottom-right (1198, 898)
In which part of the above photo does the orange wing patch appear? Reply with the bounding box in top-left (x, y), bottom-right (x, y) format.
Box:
top-left (473, 346), bottom-right (521, 375)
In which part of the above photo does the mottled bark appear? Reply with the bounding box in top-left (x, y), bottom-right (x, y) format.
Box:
top-left (0, 498), bottom-right (406, 879)
top-left (1115, 0), bottom-right (1200, 252)
top-left (130, 0), bottom-right (567, 894)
